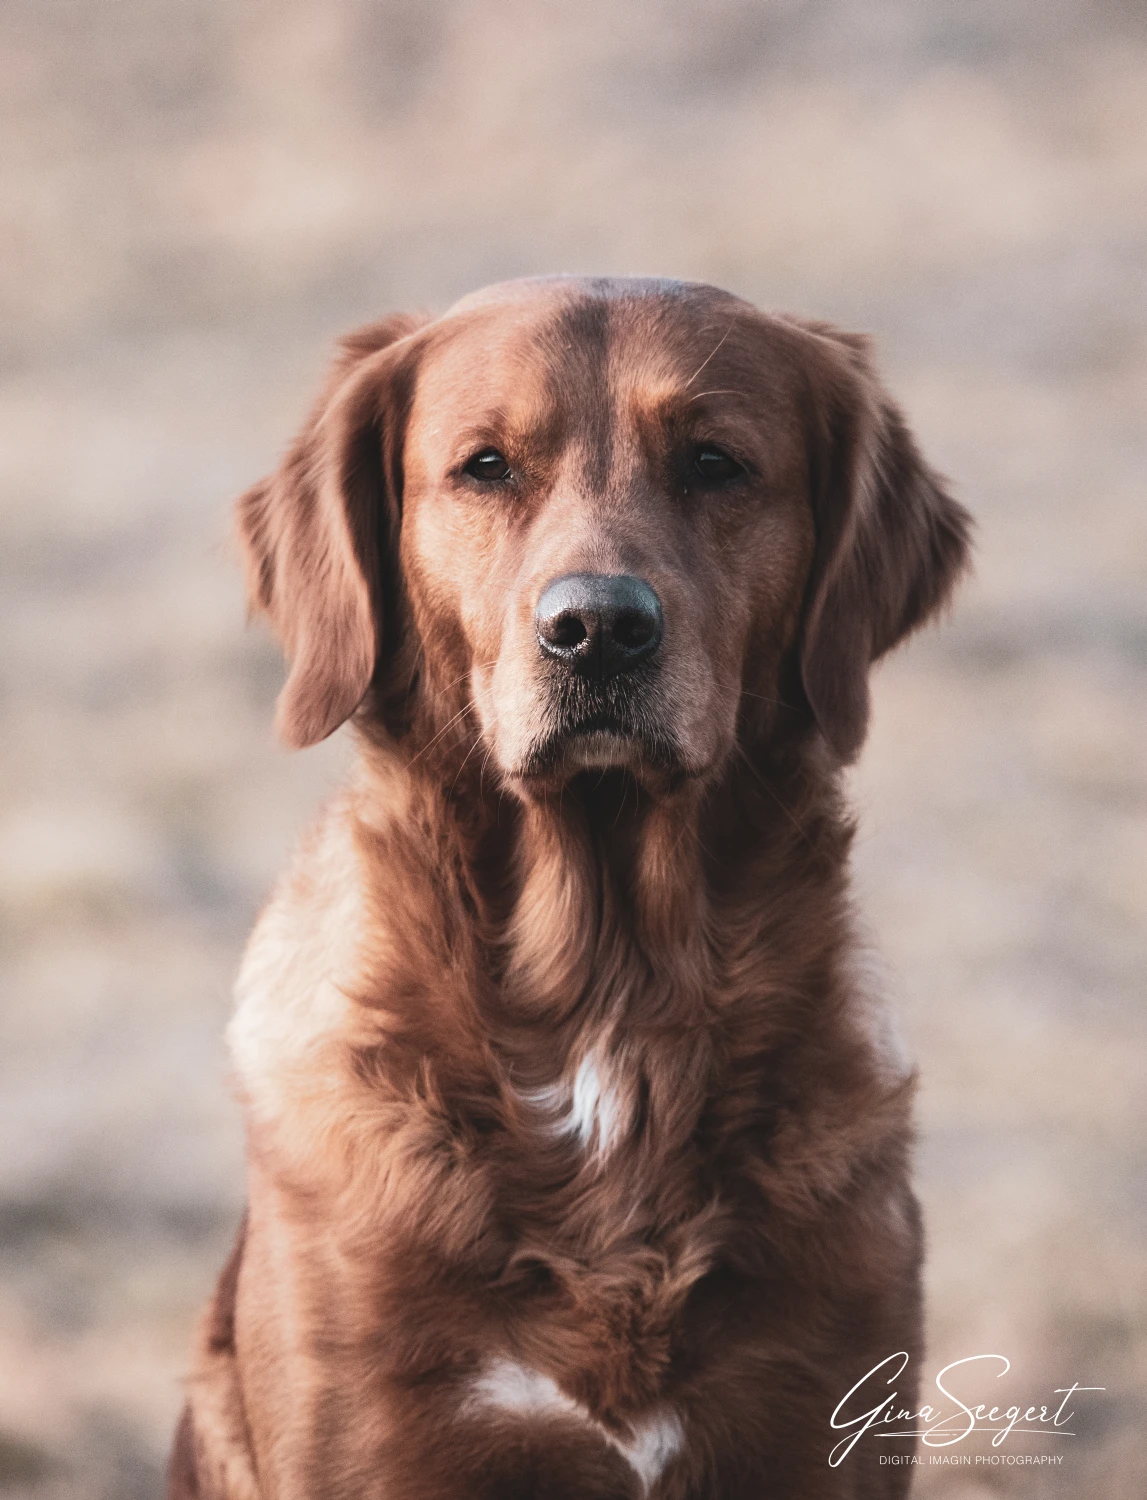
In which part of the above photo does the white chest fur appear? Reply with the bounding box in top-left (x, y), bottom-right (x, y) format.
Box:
top-left (464, 1358), bottom-right (684, 1492)
top-left (521, 1046), bottom-right (633, 1162)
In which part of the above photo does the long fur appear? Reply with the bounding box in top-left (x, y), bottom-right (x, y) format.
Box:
top-left (171, 277), bottom-right (971, 1500)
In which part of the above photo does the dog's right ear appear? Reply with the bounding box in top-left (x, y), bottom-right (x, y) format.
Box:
top-left (237, 314), bottom-right (425, 749)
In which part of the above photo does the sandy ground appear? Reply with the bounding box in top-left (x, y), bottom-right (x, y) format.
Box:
top-left (1, 1), bottom-right (1145, 1494)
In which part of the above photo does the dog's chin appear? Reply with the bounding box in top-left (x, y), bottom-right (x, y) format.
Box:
top-left (565, 728), bottom-right (646, 772)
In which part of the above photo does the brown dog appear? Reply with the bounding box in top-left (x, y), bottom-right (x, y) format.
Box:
top-left (169, 276), bottom-right (971, 1499)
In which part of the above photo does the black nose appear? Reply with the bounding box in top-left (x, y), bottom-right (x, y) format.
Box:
top-left (535, 573), bottom-right (663, 680)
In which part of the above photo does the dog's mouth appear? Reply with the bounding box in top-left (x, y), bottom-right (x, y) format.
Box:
top-left (519, 724), bottom-right (680, 783)
top-left (550, 715), bottom-right (648, 769)
top-left (516, 680), bottom-right (685, 784)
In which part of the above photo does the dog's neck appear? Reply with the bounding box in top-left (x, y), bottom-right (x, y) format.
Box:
top-left (352, 726), bottom-right (854, 1028)
top-left (334, 727), bottom-right (865, 1185)
top-left (229, 721), bottom-right (895, 1220)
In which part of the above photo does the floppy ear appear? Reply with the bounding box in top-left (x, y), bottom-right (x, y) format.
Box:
top-left (793, 321), bottom-right (973, 764)
top-left (237, 314), bottom-right (424, 749)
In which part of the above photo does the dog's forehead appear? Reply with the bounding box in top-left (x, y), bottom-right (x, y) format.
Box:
top-left (409, 277), bottom-right (789, 432)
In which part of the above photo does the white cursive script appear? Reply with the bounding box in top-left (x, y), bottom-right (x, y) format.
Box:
top-left (828, 1353), bottom-right (1104, 1467)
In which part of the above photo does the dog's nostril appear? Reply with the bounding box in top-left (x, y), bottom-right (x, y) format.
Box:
top-left (535, 573), bottom-right (663, 680)
top-left (613, 610), bottom-right (655, 650)
top-left (547, 612), bottom-right (588, 649)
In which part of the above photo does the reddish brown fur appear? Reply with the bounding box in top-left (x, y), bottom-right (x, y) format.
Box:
top-left (171, 277), bottom-right (971, 1499)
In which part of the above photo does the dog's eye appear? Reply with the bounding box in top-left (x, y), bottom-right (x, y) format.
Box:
top-left (693, 445), bottom-right (743, 484)
top-left (464, 448), bottom-right (512, 483)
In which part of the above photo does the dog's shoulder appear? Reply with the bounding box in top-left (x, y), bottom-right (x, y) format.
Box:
top-left (226, 795), bottom-right (373, 1151)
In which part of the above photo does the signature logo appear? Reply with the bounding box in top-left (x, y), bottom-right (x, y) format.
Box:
top-left (829, 1354), bottom-right (1105, 1468)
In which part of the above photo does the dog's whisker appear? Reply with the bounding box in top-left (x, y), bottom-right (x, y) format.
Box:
top-left (428, 659), bottom-right (500, 702)
top-left (683, 322), bottom-right (734, 387)
top-left (405, 702), bottom-right (477, 769)
top-left (734, 743), bottom-right (812, 847)
top-left (450, 713), bottom-right (498, 794)
top-left (478, 740), bottom-right (501, 798)
top-left (739, 689), bottom-right (793, 709)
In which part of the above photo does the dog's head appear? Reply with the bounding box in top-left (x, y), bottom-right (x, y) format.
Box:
top-left (239, 278), bottom-right (970, 788)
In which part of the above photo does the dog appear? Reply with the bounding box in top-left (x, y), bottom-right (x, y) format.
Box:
top-left (168, 275), bottom-right (971, 1499)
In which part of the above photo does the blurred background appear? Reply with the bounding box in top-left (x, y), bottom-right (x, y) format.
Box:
top-left (1, 1), bottom-right (1145, 1495)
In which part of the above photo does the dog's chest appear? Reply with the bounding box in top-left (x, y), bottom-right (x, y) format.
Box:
top-left (458, 1042), bottom-right (714, 1373)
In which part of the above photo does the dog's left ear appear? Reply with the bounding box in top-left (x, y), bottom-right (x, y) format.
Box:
top-left (237, 314), bottom-right (424, 749)
top-left (792, 319), bottom-right (973, 764)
